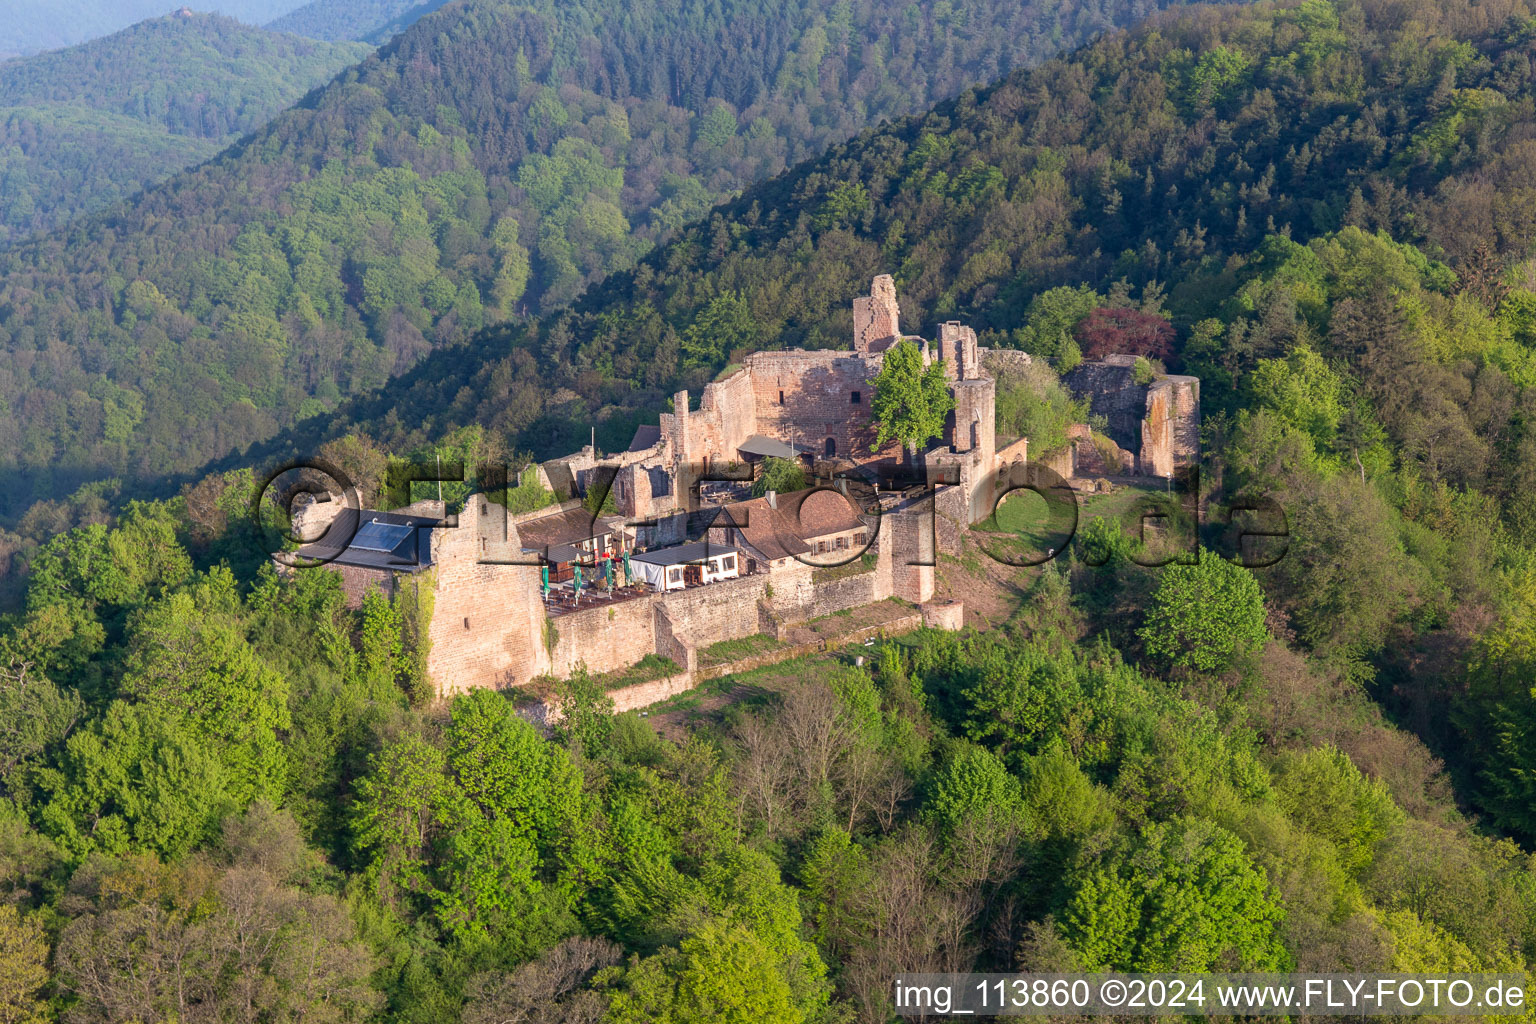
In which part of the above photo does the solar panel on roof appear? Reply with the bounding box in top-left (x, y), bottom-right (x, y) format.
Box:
top-left (352, 520), bottom-right (413, 553)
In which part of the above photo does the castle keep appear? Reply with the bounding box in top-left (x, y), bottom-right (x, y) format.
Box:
top-left (291, 277), bottom-right (1195, 703)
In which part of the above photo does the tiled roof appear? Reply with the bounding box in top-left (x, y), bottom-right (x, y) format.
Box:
top-left (515, 506), bottom-right (624, 552)
top-left (706, 487), bottom-right (868, 561)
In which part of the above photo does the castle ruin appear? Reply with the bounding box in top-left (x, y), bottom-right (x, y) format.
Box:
top-left (292, 277), bottom-right (1193, 704)
top-left (1062, 354), bottom-right (1200, 478)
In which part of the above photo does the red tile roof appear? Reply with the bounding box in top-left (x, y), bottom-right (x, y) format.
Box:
top-left (708, 487), bottom-right (867, 561)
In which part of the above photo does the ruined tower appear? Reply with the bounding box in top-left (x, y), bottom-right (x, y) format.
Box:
top-left (937, 321), bottom-right (980, 381)
top-left (853, 274), bottom-right (901, 355)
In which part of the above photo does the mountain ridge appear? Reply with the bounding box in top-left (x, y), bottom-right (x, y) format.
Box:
top-left (266, 0), bottom-right (452, 43)
top-left (0, 0), bottom-right (1229, 520)
top-left (0, 1), bottom-right (308, 57)
top-left (270, 0), bottom-right (1533, 467)
top-left (0, 12), bottom-right (371, 246)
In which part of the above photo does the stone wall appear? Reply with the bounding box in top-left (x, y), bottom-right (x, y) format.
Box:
top-left (1141, 376), bottom-right (1200, 477)
top-left (652, 602), bottom-right (695, 675)
top-left (580, 608), bottom-right (929, 718)
top-left (1063, 357), bottom-right (1200, 477)
top-left (1063, 357), bottom-right (1145, 458)
top-left (745, 349), bottom-right (879, 460)
top-left (932, 481), bottom-right (970, 557)
top-left (547, 595), bottom-right (657, 678)
top-left (663, 348), bottom-right (881, 474)
top-left (951, 377), bottom-right (996, 467)
top-left (543, 447), bottom-right (599, 500)
top-left (658, 573), bottom-right (771, 648)
top-left (803, 563), bottom-right (885, 621)
top-left (704, 611), bottom-right (926, 682)
top-left (887, 505), bottom-right (935, 603)
top-left (996, 436), bottom-right (1029, 467)
top-left (938, 321), bottom-right (981, 380)
top-left (766, 559), bottom-right (817, 619)
top-left (1039, 445), bottom-right (1076, 480)
top-left (853, 274), bottom-right (901, 354)
top-left (922, 600), bottom-right (965, 630)
top-left (334, 564), bottom-right (397, 607)
top-left (428, 498), bottom-right (549, 695)
top-left (698, 367), bottom-right (758, 458)
top-left (610, 671), bottom-right (696, 712)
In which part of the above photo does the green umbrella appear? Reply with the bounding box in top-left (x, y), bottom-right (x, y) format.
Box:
top-left (623, 551), bottom-right (632, 586)
top-left (604, 558), bottom-right (614, 590)
top-left (540, 565), bottom-right (549, 596)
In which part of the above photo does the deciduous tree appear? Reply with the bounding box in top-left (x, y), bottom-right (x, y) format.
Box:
top-left (869, 340), bottom-right (954, 460)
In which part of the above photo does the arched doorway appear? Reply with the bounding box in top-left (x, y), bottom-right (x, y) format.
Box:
top-left (969, 418), bottom-right (980, 451)
top-left (824, 437), bottom-right (836, 458)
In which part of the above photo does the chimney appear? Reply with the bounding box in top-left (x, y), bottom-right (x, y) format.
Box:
top-left (765, 490), bottom-right (777, 509)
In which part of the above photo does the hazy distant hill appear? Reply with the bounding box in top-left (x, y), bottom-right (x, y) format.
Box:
top-left (267, 0), bottom-right (450, 43)
top-left (0, 12), bottom-right (369, 245)
top-left (0, 0), bottom-right (306, 56)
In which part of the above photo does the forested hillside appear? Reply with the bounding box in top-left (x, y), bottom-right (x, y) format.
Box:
top-left (267, 0), bottom-right (450, 42)
top-left (3, 513), bottom-right (1528, 1021)
top-left (321, 0), bottom-right (1536, 459)
top-left (0, 0), bottom-right (1220, 520)
top-left (0, 13), bottom-right (370, 247)
top-left (265, 0), bottom-right (1536, 854)
top-left (6, 0), bottom-right (1536, 1019)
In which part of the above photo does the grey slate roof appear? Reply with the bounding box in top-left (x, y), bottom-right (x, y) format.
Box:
top-left (293, 508), bottom-right (439, 571)
top-left (737, 434), bottom-right (803, 459)
top-left (627, 424), bottom-right (662, 451)
top-left (631, 540), bottom-right (738, 566)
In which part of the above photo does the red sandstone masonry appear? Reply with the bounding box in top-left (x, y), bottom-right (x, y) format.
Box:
top-left (545, 610), bottom-right (930, 720)
top-left (334, 563), bottom-right (396, 607)
top-left (547, 595), bottom-right (657, 678)
top-left (402, 277), bottom-right (1182, 700)
top-left (429, 497), bottom-right (549, 695)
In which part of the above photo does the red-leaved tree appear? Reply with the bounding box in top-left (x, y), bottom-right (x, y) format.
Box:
top-left (1073, 307), bottom-right (1175, 360)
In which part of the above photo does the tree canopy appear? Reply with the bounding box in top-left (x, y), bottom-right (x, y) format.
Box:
top-left (869, 340), bottom-right (955, 456)
top-left (1139, 553), bottom-right (1269, 675)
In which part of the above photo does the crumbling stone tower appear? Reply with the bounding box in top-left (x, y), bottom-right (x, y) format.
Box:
top-left (853, 274), bottom-right (902, 355)
top-left (937, 321), bottom-right (980, 381)
top-left (1061, 355), bottom-right (1200, 477)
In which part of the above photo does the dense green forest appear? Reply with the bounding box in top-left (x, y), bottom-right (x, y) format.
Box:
top-left (0, 13), bottom-right (370, 247)
top-left (7, 0), bottom-right (1536, 1018)
top-left (2, 469), bottom-right (1532, 1021)
top-left (0, 0), bottom-right (306, 59)
top-left (0, 0), bottom-right (1221, 522)
top-left (267, 0), bottom-right (450, 43)
top-left (229, 0), bottom-right (1536, 907)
